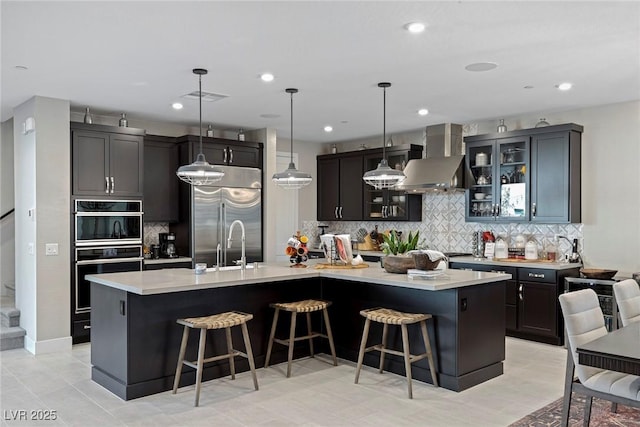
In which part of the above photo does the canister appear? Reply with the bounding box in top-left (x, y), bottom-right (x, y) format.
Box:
top-left (525, 241), bottom-right (538, 260)
top-left (475, 152), bottom-right (489, 166)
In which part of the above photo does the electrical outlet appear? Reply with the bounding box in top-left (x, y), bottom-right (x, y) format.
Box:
top-left (45, 243), bottom-right (59, 256)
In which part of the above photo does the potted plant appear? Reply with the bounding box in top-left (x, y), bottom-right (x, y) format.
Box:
top-left (380, 230), bottom-right (421, 273)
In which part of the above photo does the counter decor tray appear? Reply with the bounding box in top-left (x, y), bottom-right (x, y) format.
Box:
top-left (313, 263), bottom-right (370, 270)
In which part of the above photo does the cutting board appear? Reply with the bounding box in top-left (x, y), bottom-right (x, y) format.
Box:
top-left (314, 263), bottom-right (369, 270)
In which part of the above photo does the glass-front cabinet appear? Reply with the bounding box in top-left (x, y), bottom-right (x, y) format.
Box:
top-left (363, 145), bottom-right (423, 221)
top-left (466, 136), bottom-right (529, 222)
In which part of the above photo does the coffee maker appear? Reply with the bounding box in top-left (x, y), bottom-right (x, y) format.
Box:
top-left (159, 232), bottom-right (178, 258)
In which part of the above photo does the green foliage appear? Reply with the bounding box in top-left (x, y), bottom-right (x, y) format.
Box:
top-left (381, 230), bottom-right (420, 255)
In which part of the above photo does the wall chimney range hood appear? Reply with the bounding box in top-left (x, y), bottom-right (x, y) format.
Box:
top-left (394, 123), bottom-right (466, 193)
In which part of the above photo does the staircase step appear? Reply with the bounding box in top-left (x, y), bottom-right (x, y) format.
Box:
top-left (1, 325), bottom-right (25, 351)
top-left (1, 306), bottom-right (20, 328)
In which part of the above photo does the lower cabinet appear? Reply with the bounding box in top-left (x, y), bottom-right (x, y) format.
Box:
top-left (449, 262), bottom-right (579, 345)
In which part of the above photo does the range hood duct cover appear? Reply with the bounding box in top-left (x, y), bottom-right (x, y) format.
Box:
top-left (394, 123), bottom-right (466, 193)
top-left (394, 155), bottom-right (465, 192)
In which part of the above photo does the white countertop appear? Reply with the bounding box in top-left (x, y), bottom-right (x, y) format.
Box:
top-left (86, 261), bottom-right (511, 295)
top-left (447, 256), bottom-right (581, 270)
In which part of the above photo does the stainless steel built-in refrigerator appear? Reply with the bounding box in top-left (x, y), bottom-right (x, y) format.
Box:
top-left (192, 166), bottom-right (262, 267)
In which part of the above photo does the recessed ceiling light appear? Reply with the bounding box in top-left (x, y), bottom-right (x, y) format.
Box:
top-left (324, 126), bottom-right (333, 132)
top-left (464, 62), bottom-right (498, 72)
top-left (14, 65), bottom-right (28, 71)
top-left (172, 102), bottom-right (183, 110)
top-left (556, 82), bottom-right (572, 91)
top-left (405, 22), bottom-right (426, 33)
top-left (260, 73), bottom-right (275, 82)
top-left (418, 108), bottom-right (429, 116)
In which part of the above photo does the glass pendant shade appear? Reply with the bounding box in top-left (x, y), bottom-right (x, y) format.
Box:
top-left (272, 88), bottom-right (312, 190)
top-left (363, 82), bottom-right (405, 188)
top-left (272, 162), bottom-right (313, 189)
top-left (363, 158), bottom-right (406, 189)
top-left (177, 68), bottom-right (225, 186)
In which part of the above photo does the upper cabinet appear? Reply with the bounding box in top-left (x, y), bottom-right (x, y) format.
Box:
top-left (143, 135), bottom-right (179, 222)
top-left (317, 152), bottom-right (363, 221)
top-left (464, 123), bottom-right (582, 223)
top-left (71, 123), bottom-right (145, 198)
top-left (176, 135), bottom-right (263, 169)
top-left (316, 144), bottom-right (423, 222)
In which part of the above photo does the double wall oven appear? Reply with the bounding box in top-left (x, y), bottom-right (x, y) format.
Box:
top-left (72, 200), bottom-right (143, 343)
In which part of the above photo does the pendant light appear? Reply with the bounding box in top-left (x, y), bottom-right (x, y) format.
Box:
top-left (176, 68), bottom-right (225, 185)
top-left (362, 82), bottom-right (406, 189)
top-left (272, 88), bottom-right (312, 189)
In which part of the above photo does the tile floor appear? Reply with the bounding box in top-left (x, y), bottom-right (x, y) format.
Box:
top-left (0, 338), bottom-right (566, 426)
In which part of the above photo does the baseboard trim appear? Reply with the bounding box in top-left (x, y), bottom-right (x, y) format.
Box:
top-left (24, 335), bottom-right (72, 355)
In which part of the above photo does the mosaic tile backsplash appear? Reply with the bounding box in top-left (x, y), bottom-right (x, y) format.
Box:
top-left (143, 222), bottom-right (169, 247)
top-left (302, 192), bottom-right (583, 257)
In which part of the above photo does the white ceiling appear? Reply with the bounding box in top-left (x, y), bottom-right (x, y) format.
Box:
top-left (2, 1), bottom-right (639, 143)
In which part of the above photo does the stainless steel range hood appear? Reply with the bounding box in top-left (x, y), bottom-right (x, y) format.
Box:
top-left (395, 123), bottom-right (465, 193)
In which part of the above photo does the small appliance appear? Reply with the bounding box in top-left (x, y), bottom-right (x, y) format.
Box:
top-left (159, 232), bottom-right (178, 258)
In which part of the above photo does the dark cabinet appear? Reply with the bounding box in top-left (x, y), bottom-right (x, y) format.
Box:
top-left (362, 145), bottom-right (423, 221)
top-left (316, 144), bottom-right (422, 222)
top-left (464, 123), bottom-right (582, 223)
top-left (72, 123), bottom-right (145, 197)
top-left (530, 131), bottom-right (581, 223)
top-left (317, 153), bottom-right (363, 221)
top-left (177, 135), bottom-right (263, 168)
top-left (449, 261), bottom-right (579, 345)
top-left (143, 135), bottom-right (179, 223)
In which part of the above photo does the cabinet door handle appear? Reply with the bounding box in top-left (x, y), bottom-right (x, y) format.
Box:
top-left (528, 272), bottom-right (545, 279)
top-left (495, 204), bottom-right (500, 217)
top-left (519, 284), bottom-right (524, 301)
top-left (334, 206), bottom-right (338, 219)
top-left (105, 177), bottom-right (110, 193)
top-left (110, 177), bottom-right (115, 194)
top-left (491, 270), bottom-right (507, 274)
top-left (532, 202), bottom-right (537, 217)
top-left (229, 148), bottom-right (233, 163)
top-left (83, 325), bottom-right (91, 330)
top-left (339, 206), bottom-right (343, 219)
top-left (382, 205), bottom-right (387, 218)
top-left (223, 148), bottom-right (228, 163)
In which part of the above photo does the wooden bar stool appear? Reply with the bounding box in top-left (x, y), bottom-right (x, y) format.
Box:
top-left (354, 307), bottom-right (438, 399)
top-left (264, 299), bottom-right (337, 377)
top-left (172, 311), bottom-right (258, 406)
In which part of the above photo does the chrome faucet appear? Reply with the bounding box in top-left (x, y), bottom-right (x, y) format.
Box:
top-left (556, 235), bottom-right (582, 263)
top-left (227, 220), bottom-right (246, 270)
top-left (215, 243), bottom-right (221, 272)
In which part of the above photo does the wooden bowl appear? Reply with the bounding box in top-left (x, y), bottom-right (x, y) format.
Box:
top-left (412, 253), bottom-right (446, 271)
top-left (579, 268), bottom-right (617, 280)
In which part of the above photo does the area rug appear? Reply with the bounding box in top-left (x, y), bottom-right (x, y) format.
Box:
top-left (509, 393), bottom-right (640, 426)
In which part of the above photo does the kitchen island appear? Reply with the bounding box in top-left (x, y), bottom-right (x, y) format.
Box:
top-left (87, 263), bottom-right (510, 399)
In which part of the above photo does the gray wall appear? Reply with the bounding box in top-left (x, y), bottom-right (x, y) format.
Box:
top-left (1, 118), bottom-right (15, 296)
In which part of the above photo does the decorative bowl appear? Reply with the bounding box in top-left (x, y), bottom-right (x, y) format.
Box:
top-left (382, 255), bottom-right (415, 274)
top-left (412, 253), bottom-right (446, 271)
top-left (580, 268), bottom-right (617, 280)
top-left (474, 193), bottom-right (485, 200)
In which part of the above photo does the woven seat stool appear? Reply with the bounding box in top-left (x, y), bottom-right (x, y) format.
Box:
top-left (172, 311), bottom-right (258, 406)
top-left (264, 299), bottom-right (337, 377)
top-left (354, 307), bottom-right (438, 399)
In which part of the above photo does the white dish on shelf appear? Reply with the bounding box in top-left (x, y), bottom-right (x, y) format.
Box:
top-left (373, 197), bottom-right (383, 203)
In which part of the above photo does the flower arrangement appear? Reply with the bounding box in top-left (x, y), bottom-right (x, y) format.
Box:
top-left (285, 231), bottom-right (310, 268)
top-left (380, 230), bottom-right (420, 255)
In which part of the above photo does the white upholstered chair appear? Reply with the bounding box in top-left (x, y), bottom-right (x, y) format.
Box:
top-left (558, 289), bottom-right (640, 427)
top-left (613, 279), bottom-right (640, 327)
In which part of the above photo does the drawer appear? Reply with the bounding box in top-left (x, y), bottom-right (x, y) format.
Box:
top-left (518, 268), bottom-right (557, 283)
top-left (449, 262), bottom-right (516, 277)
